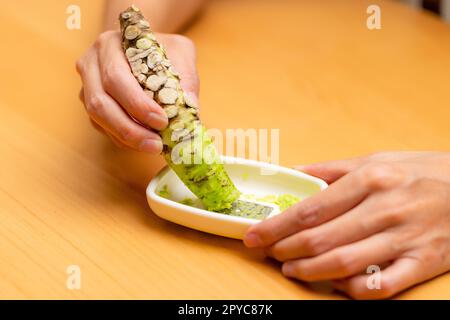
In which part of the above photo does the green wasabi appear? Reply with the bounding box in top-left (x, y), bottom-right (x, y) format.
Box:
top-left (167, 190), bottom-right (301, 220)
top-left (180, 198), bottom-right (194, 206)
top-left (241, 194), bottom-right (301, 212)
top-left (158, 185), bottom-right (171, 199)
top-left (163, 125), bottom-right (241, 212)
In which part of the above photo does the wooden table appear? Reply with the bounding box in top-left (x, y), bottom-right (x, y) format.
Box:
top-left (0, 0), bottom-right (449, 299)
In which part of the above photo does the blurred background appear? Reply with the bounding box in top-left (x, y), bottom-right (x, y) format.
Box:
top-left (0, 0), bottom-right (450, 299)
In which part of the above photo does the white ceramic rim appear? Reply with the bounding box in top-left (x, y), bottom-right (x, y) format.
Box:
top-left (146, 156), bottom-right (328, 224)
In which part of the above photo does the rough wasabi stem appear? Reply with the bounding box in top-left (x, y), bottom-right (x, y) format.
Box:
top-left (120, 6), bottom-right (240, 211)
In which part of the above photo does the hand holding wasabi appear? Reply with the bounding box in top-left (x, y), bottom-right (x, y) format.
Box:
top-left (74, 1), bottom-right (450, 301)
top-left (119, 6), bottom-right (241, 211)
top-left (76, 30), bottom-right (201, 153)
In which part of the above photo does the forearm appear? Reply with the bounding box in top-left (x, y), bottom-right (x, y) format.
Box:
top-left (104, 0), bottom-right (206, 33)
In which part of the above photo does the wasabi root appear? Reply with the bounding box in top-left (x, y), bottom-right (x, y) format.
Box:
top-left (120, 6), bottom-right (241, 211)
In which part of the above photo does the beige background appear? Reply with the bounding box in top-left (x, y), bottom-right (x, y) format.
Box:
top-left (0, 0), bottom-right (449, 299)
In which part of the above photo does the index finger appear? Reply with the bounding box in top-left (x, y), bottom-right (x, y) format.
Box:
top-left (97, 31), bottom-right (168, 131)
top-left (243, 163), bottom-right (401, 248)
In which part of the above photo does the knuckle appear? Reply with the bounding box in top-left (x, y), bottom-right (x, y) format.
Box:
top-left (382, 208), bottom-right (408, 226)
top-left (85, 95), bottom-right (105, 117)
top-left (94, 38), bottom-right (102, 50)
top-left (333, 251), bottom-right (355, 274)
top-left (128, 98), bottom-right (153, 122)
top-left (294, 203), bottom-right (320, 228)
top-left (360, 163), bottom-right (401, 190)
top-left (270, 244), bottom-right (287, 261)
top-left (78, 89), bottom-right (84, 102)
top-left (118, 126), bottom-right (137, 144)
top-left (259, 226), bottom-right (278, 245)
top-left (358, 211), bottom-right (378, 234)
top-left (75, 59), bottom-right (84, 75)
top-left (102, 66), bottom-right (121, 91)
top-left (381, 195), bottom-right (413, 226)
top-left (95, 31), bottom-right (111, 48)
top-left (288, 262), bottom-right (311, 281)
top-left (299, 231), bottom-right (326, 256)
top-left (129, 95), bottom-right (147, 111)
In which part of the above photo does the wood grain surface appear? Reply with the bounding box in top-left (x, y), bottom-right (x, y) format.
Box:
top-left (0, 0), bottom-right (449, 299)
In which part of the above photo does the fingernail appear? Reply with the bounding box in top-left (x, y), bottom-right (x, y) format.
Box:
top-left (282, 263), bottom-right (294, 277)
top-left (140, 139), bottom-right (163, 153)
top-left (184, 92), bottom-right (199, 109)
top-left (147, 112), bottom-right (168, 130)
top-left (244, 232), bottom-right (263, 248)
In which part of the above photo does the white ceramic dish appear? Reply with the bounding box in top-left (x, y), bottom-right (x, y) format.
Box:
top-left (146, 156), bottom-right (328, 239)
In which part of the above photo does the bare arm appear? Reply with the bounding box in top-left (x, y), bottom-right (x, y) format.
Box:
top-left (104, 0), bottom-right (206, 32)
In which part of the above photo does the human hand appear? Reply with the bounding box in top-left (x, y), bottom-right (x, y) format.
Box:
top-left (76, 31), bottom-right (199, 152)
top-left (244, 152), bottom-right (450, 299)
